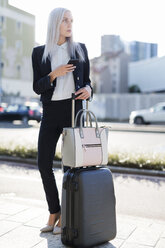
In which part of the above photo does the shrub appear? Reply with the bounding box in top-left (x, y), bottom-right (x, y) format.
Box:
top-left (0, 146), bottom-right (165, 171)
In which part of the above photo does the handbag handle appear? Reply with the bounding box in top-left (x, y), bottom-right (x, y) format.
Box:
top-left (79, 110), bottom-right (100, 138)
top-left (74, 109), bottom-right (92, 128)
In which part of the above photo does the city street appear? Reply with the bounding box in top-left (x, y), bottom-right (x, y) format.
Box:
top-left (1, 0), bottom-right (165, 247)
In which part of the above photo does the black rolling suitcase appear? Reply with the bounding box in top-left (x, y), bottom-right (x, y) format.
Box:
top-left (61, 166), bottom-right (116, 247)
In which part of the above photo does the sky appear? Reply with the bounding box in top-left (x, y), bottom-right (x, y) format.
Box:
top-left (9, 0), bottom-right (165, 59)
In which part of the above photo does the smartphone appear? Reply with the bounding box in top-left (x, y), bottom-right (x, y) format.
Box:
top-left (67, 59), bottom-right (79, 66)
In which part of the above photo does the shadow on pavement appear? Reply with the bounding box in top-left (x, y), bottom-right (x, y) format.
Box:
top-left (1, 160), bottom-right (164, 187)
top-left (0, 121), bottom-right (38, 129)
top-left (113, 173), bottom-right (165, 187)
top-left (39, 232), bottom-right (117, 248)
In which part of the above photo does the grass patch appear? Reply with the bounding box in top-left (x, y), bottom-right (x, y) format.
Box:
top-left (0, 146), bottom-right (61, 161)
top-left (109, 153), bottom-right (165, 171)
top-left (0, 146), bottom-right (165, 171)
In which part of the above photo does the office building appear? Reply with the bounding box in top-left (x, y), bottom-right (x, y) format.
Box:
top-left (129, 41), bottom-right (157, 62)
top-left (0, 0), bottom-right (35, 100)
top-left (101, 35), bottom-right (124, 55)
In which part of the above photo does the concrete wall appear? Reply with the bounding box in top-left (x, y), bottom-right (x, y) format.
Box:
top-left (89, 93), bottom-right (165, 121)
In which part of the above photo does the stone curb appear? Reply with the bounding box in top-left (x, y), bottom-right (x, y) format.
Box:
top-left (98, 122), bottom-right (165, 133)
top-left (110, 128), bottom-right (165, 133)
top-left (109, 165), bottom-right (165, 178)
top-left (0, 155), bottom-right (165, 178)
top-left (1, 122), bottom-right (165, 133)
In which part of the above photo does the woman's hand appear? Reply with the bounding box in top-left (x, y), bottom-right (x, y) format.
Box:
top-left (75, 86), bottom-right (91, 100)
top-left (49, 64), bottom-right (76, 82)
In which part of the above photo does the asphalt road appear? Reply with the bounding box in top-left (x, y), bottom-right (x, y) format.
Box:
top-left (0, 121), bottom-right (165, 157)
top-left (0, 161), bottom-right (165, 221)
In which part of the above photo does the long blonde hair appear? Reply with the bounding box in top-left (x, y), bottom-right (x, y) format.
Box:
top-left (42, 7), bottom-right (85, 63)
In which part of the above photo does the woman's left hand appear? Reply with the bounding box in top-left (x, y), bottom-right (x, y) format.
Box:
top-left (75, 86), bottom-right (91, 100)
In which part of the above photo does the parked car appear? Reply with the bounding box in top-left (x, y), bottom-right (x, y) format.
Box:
top-left (129, 102), bottom-right (165, 125)
top-left (0, 104), bottom-right (42, 124)
top-left (26, 104), bottom-right (42, 123)
top-left (0, 105), bottom-right (4, 112)
top-left (0, 102), bottom-right (7, 113)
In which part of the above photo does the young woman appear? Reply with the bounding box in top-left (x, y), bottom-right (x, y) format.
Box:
top-left (31, 7), bottom-right (92, 235)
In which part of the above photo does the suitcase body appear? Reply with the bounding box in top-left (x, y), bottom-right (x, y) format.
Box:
top-left (61, 166), bottom-right (116, 247)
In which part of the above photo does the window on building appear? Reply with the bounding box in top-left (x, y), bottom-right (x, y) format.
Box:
top-left (0, 16), bottom-right (6, 29)
top-left (0, 37), bottom-right (6, 49)
top-left (17, 21), bottom-right (21, 29)
top-left (15, 40), bottom-right (22, 52)
top-left (0, 16), bottom-right (4, 25)
top-left (112, 80), bottom-right (116, 93)
top-left (112, 87), bottom-right (116, 93)
top-left (16, 21), bottom-right (22, 32)
top-left (17, 65), bottom-right (21, 71)
top-left (17, 64), bottom-right (21, 78)
top-left (0, 62), bottom-right (4, 68)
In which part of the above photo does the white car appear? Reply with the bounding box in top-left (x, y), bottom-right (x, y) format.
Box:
top-left (129, 102), bottom-right (165, 125)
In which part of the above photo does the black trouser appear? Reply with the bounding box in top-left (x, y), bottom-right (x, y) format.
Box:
top-left (38, 98), bottom-right (83, 214)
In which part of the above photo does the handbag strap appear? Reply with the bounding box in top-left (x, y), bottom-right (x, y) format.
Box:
top-left (79, 110), bottom-right (100, 138)
top-left (74, 109), bottom-right (92, 128)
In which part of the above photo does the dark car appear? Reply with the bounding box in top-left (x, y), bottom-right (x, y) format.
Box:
top-left (0, 103), bottom-right (7, 113)
top-left (0, 105), bottom-right (4, 113)
top-left (0, 104), bottom-right (41, 124)
top-left (26, 105), bottom-right (42, 123)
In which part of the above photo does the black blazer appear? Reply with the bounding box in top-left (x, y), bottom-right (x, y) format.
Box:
top-left (31, 42), bottom-right (93, 104)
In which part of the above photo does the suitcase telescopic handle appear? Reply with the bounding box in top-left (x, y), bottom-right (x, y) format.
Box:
top-left (71, 93), bottom-right (89, 128)
top-left (72, 93), bottom-right (76, 128)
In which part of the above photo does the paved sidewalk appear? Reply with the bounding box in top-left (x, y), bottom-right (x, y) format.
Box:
top-left (0, 161), bottom-right (165, 248)
top-left (0, 197), bottom-right (165, 247)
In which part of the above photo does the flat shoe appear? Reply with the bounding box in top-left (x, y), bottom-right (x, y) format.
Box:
top-left (40, 225), bottom-right (54, 232)
top-left (53, 226), bottom-right (61, 235)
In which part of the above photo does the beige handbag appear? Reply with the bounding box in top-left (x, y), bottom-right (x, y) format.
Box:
top-left (61, 95), bottom-right (109, 168)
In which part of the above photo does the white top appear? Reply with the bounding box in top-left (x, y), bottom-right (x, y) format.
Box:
top-left (50, 41), bottom-right (75, 101)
